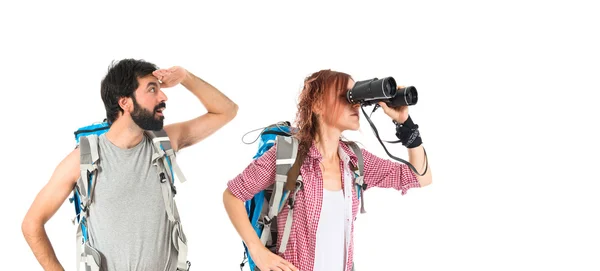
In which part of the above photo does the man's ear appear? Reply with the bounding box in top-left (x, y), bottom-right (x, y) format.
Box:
top-left (119, 96), bottom-right (132, 112)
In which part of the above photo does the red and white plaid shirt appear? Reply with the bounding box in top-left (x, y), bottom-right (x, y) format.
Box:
top-left (227, 141), bottom-right (420, 271)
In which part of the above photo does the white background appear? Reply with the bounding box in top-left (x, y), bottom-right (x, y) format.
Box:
top-left (1, 0), bottom-right (599, 270)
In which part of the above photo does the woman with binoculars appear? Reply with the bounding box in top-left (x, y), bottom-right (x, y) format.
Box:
top-left (224, 69), bottom-right (432, 271)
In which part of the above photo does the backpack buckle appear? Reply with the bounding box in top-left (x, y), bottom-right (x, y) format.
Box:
top-left (171, 183), bottom-right (177, 195)
top-left (288, 180), bottom-right (303, 209)
top-left (262, 216), bottom-right (274, 226)
top-left (176, 261), bottom-right (191, 271)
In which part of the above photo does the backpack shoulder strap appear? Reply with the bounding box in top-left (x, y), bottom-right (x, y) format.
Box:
top-left (145, 130), bottom-right (187, 184)
top-left (144, 130), bottom-right (191, 270)
top-left (277, 136), bottom-right (306, 254)
top-left (346, 141), bottom-right (367, 214)
top-left (74, 135), bottom-right (102, 271)
top-left (76, 135), bottom-right (100, 216)
top-left (346, 141), bottom-right (364, 177)
top-left (274, 135), bottom-right (296, 208)
top-left (259, 135), bottom-right (298, 246)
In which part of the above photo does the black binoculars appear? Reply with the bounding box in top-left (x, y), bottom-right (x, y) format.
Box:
top-left (346, 77), bottom-right (418, 107)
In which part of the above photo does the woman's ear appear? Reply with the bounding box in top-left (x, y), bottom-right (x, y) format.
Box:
top-left (313, 100), bottom-right (324, 116)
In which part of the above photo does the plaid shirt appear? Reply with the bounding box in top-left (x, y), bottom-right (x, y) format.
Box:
top-left (227, 141), bottom-right (420, 271)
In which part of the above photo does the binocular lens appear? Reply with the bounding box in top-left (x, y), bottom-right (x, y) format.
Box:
top-left (385, 80), bottom-right (396, 97)
top-left (401, 86), bottom-right (418, 106)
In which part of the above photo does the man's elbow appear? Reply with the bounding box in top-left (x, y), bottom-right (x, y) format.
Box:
top-left (220, 102), bottom-right (238, 122)
top-left (228, 103), bottom-right (239, 120)
top-left (21, 216), bottom-right (40, 239)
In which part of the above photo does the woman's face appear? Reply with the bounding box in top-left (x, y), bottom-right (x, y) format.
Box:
top-left (319, 79), bottom-right (361, 132)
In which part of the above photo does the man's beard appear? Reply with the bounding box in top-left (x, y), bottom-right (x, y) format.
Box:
top-left (131, 96), bottom-right (166, 131)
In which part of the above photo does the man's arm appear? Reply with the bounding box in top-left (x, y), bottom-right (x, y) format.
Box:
top-left (160, 67), bottom-right (238, 151)
top-left (22, 148), bottom-right (80, 271)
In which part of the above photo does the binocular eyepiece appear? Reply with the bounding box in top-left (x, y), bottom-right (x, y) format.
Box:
top-left (346, 77), bottom-right (418, 107)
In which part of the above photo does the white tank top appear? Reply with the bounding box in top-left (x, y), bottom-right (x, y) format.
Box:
top-left (313, 189), bottom-right (346, 271)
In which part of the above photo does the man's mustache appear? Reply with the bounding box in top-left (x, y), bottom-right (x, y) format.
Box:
top-left (154, 102), bottom-right (166, 112)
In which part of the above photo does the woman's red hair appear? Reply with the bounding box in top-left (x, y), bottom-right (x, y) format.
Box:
top-left (294, 69), bottom-right (352, 157)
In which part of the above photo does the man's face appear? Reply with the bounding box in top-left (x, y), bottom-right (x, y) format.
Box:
top-left (130, 75), bottom-right (168, 131)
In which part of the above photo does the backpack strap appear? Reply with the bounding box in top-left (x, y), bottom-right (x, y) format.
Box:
top-left (260, 135), bottom-right (299, 247)
top-left (75, 135), bottom-right (100, 233)
top-left (75, 135), bottom-right (102, 271)
top-left (278, 176), bottom-right (302, 254)
top-left (80, 242), bottom-right (102, 271)
top-left (172, 219), bottom-right (190, 271)
top-left (347, 142), bottom-right (367, 214)
top-left (278, 137), bottom-right (305, 254)
top-left (145, 130), bottom-right (177, 222)
top-left (146, 130), bottom-right (187, 184)
top-left (144, 130), bottom-right (190, 271)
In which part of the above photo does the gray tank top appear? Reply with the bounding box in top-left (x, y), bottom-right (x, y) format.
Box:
top-left (87, 134), bottom-right (177, 271)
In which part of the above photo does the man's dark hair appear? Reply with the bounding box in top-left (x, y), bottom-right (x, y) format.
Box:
top-left (100, 59), bottom-right (158, 123)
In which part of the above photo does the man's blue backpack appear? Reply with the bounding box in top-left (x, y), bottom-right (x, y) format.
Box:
top-left (239, 121), bottom-right (366, 271)
top-left (70, 120), bottom-right (191, 271)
